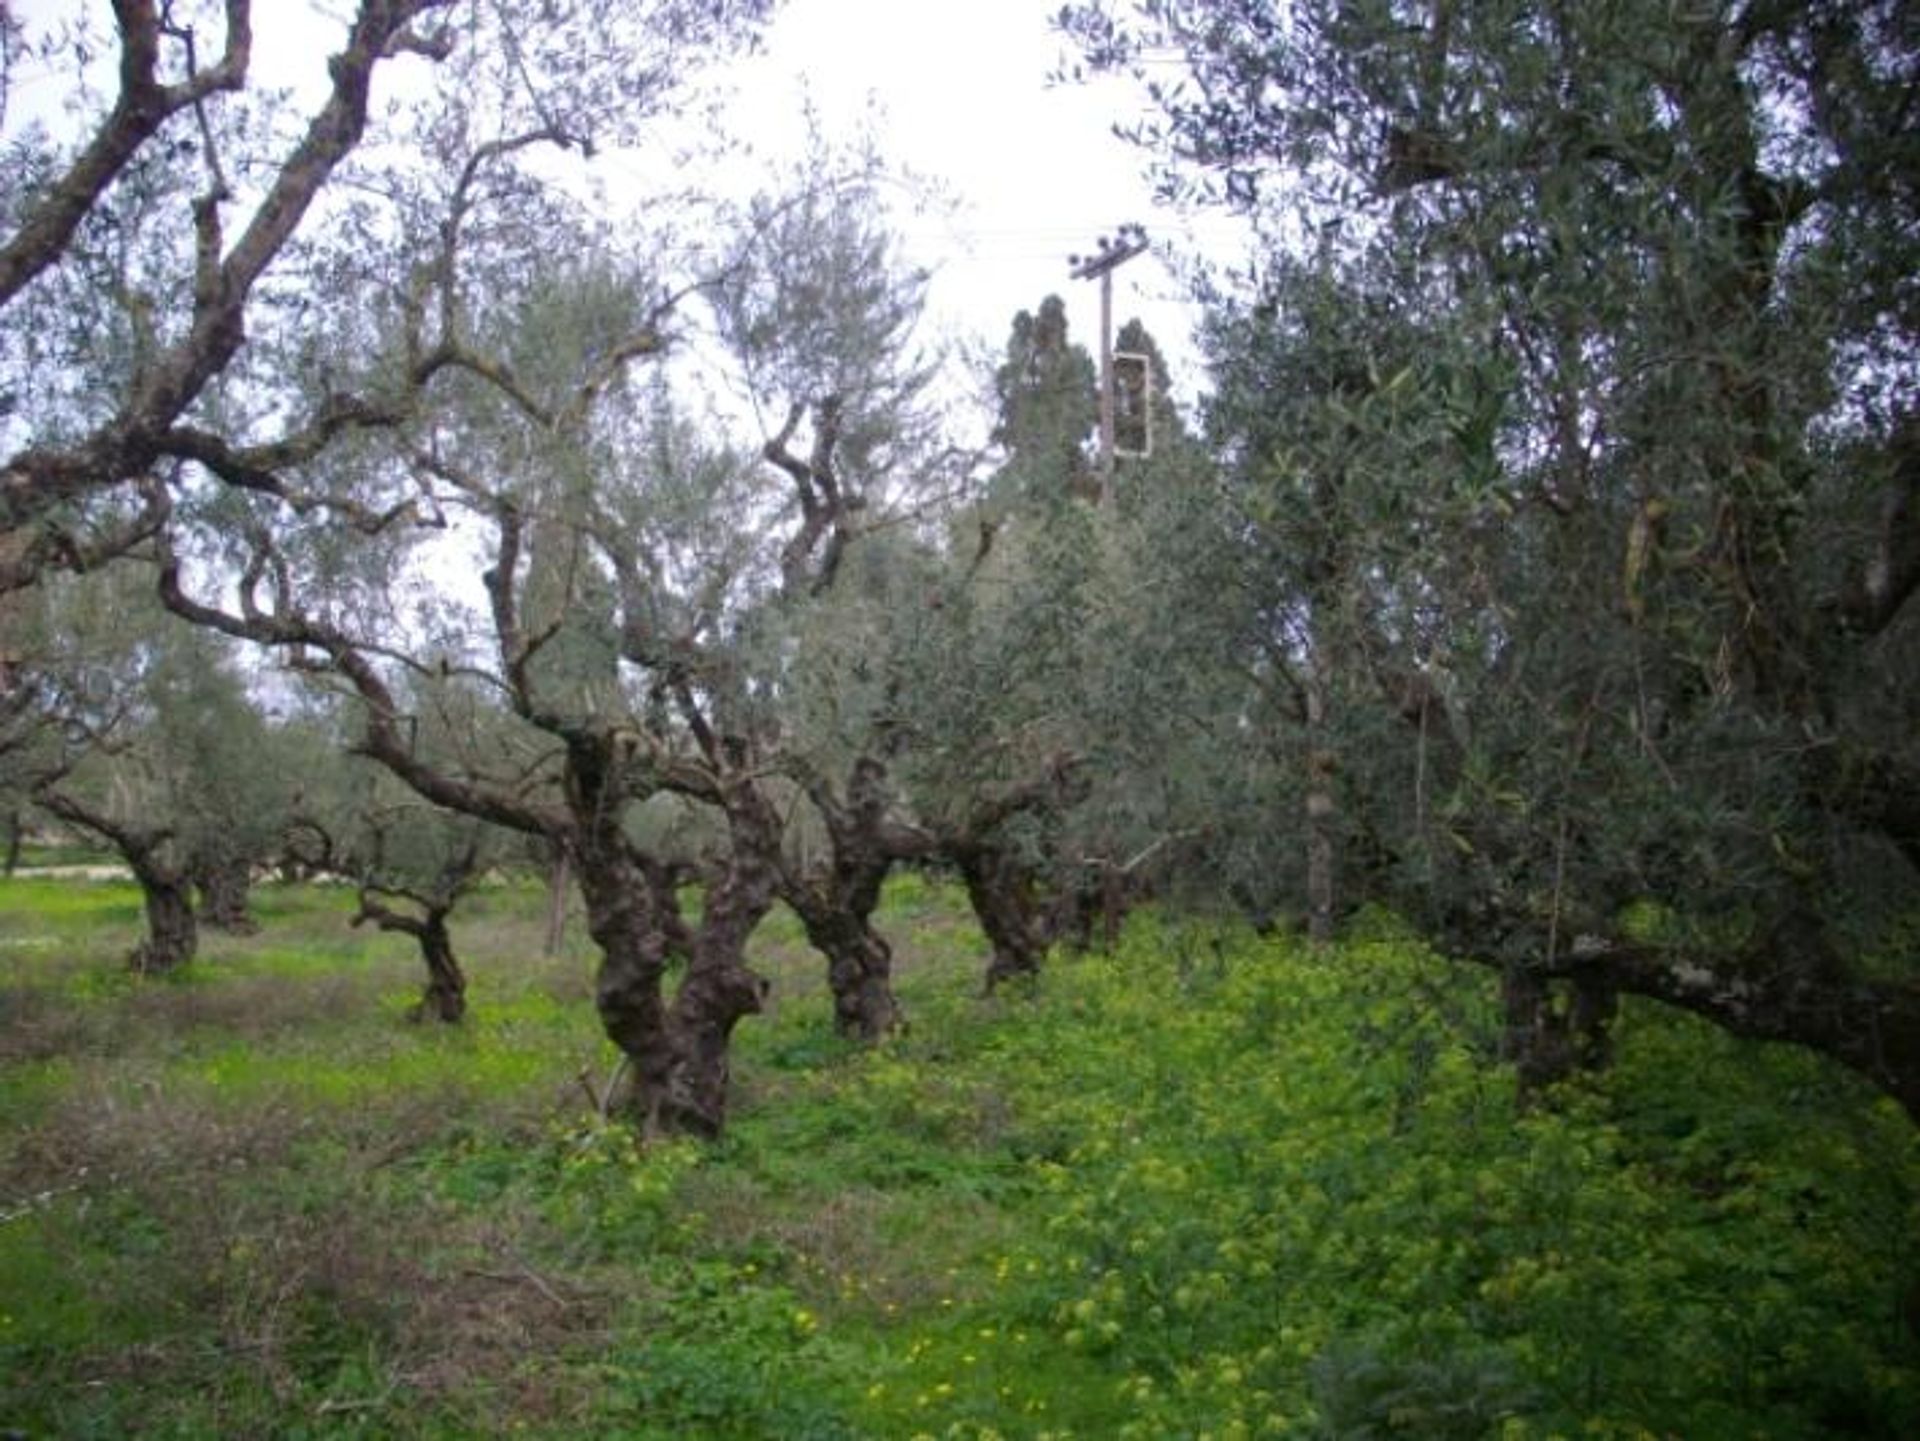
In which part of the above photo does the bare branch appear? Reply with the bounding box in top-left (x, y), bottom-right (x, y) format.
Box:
top-left (2, 0), bottom-right (451, 547)
top-left (769, 395), bottom-right (855, 595)
top-left (0, 479), bottom-right (170, 595)
top-left (155, 535), bottom-right (565, 840)
top-left (0, 0), bottom-right (252, 308)
top-left (564, 330), bottom-right (667, 424)
top-left (163, 419), bottom-right (422, 532)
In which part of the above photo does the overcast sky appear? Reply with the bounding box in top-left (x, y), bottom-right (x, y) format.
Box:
top-left (731, 0), bottom-right (1216, 388)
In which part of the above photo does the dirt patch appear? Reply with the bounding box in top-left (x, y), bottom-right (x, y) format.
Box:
top-left (0, 968), bottom-right (390, 1067)
top-left (0, 983), bottom-right (106, 1063)
top-left (122, 969), bottom-right (383, 1041)
top-left (8, 865), bottom-right (132, 880)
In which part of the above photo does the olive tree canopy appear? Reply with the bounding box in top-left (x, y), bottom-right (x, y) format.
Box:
top-left (1062, 0), bottom-right (1920, 1115)
top-left (0, 0), bottom-right (776, 591)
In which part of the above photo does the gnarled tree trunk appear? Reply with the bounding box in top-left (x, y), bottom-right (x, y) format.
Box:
top-left (577, 836), bottom-right (676, 1129)
top-left (936, 756), bottom-right (1086, 993)
top-left (410, 915), bottom-right (466, 1023)
top-left (35, 790), bottom-right (197, 974)
top-left (781, 756), bottom-right (914, 1040)
top-left (354, 891), bottom-right (466, 1023)
top-left (195, 854), bottom-right (259, 935)
top-left (660, 791), bottom-right (780, 1134)
top-left (663, 908), bottom-right (773, 1135)
top-left (1500, 963), bottom-right (1618, 1102)
top-left (790, 895), bottom-right (902, 1040)
top-left (130, 864), bottom-right (198, 975)
top-left (575, 801), bottom-right (775, 1138)
top-left (958, 843), bottom-right (1046, 992)
top-left (824, 920), bottom-right (901, 1041)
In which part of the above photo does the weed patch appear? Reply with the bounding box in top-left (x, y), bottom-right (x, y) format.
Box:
top-left (3, 877), bottom-right (1916, 1436)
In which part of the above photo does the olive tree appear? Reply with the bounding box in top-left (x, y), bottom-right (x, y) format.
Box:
top-left (0, 0), bottom-right (777, 591)
top-left (707, 171), bottom-right (962, 1037)
top-left (22, 566), bottom-right (292, 971)
top-left (160, 252), bottom-right (770, 1131)
top-left (154, 116), bottom-right (961, 1128)
top-left (1064, 0), bottom-right (1920, 1114)
top-left (279, 693), bottom-right (523, 1022)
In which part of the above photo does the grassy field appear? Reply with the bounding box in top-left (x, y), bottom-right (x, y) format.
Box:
top-left (2, 873), bottom-right (1917, 1438)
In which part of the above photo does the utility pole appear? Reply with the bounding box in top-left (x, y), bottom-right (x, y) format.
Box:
top-left (1069, 222), bottom-right (1148, 496)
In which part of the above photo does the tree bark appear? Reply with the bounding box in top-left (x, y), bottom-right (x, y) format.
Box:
top-left (958, 844), bottom-right (1046, 991)
top-left (659, 793), bottom-right (779, 1135)
top-left (410, 914), bottom-right (466, 1023)
top-left (662, 907), bottom-right (773, 1135)
top-left (1545, 925), bottom-right (1920, 1126)
top-left (788, 896), bottom-right (902, 1040)
top-left (581, 844), bottom-right (775, 1137)
top-left (34, 789), bottom-right (197, 973)
top-left (354, 893), bottom-right (466, 1023)
top-left (1047, 857), bottom-right (1135, 954)
top-left (934, 756), bottom-right (1085, 992)
top-left (780, 756), bottom-right (913, 1040)
top-left (195, 854), bottom-right (259, 934)
top-left (824, 922), bottom-right (902, 1039)
top-left (543, 846), bottom-right (571, 956)
top-left (572, 765), bottom-right (775, 1137)
top-left (1500, 964), bottom-right (1617, 1102)
top-left (129, 866), bottom-right (198, 975)
top-left (576, 838), bottom-right (677, 1128)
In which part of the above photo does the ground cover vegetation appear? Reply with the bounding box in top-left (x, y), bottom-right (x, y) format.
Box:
top-left (3, 0), bottom-right (1919, 1434)
top-left (3, 875), bottom-right (1916, 1437)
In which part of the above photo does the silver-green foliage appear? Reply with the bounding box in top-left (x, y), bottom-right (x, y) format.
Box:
top-left (1063, 0), bottom-right (1920, 1100)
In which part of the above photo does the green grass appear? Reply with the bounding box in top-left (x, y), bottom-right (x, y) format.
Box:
top-left (5, 839), bottom-right (117, 871)
top-left (3, 874), bottom-right (1917, 1438)
top-left (0, 875), bottom-right (146, 938)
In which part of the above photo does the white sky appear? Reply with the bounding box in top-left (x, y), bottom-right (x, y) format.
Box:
top-left (729, 0), bottom-right (1223, 396)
